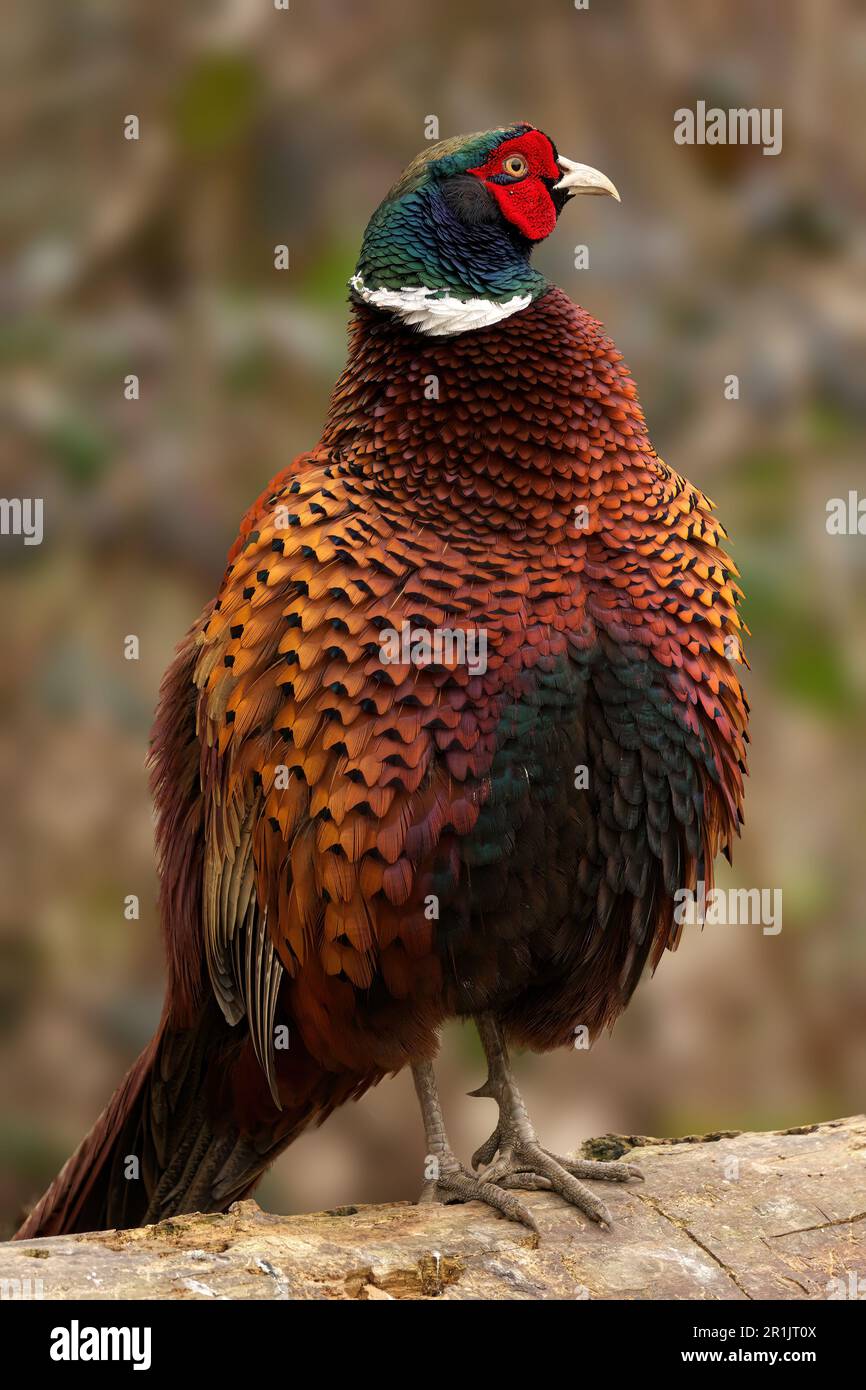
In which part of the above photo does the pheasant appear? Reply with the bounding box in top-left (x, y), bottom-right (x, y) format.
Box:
top-left (18, 124), bottom-right (748, 1239)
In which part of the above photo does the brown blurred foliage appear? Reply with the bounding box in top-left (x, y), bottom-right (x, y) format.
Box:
top-left (2, 0), bottom-right (865, 1236)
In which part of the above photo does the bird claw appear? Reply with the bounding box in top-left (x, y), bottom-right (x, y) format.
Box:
top-left (473, 1137), bottom-right (642, 1228)
top-left (420, 1161), bottom-right (538, 1232)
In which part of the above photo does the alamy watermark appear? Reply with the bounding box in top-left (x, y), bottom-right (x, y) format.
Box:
top-left (379, 620), bottom-right (487, 676)
top-left (50, 1320), bottom-right (151, 1370)
top-left (0, 497), bottom-right (43, 545)
top-left (674, 102), bottom-right (782, 157)
top-left (673, 880), bottom-right (782, 935)
top-left (1, 1276), bottom-right (44, 1299)
top-left (826, 491), bottom-right (865, 535)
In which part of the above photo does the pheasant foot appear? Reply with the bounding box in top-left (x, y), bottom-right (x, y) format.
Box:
top-left (411, 1059), bottom-right (537, 1231)
top-left (470, 1014), bottom-right (643, 1229)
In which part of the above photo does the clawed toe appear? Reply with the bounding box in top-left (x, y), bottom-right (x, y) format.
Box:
top-left (478, 1142), bottom-right (614, 1227)
top-left (471, 1131), bottom-right (643, 1228)
top-left (550, 1153), bottom-right (645, 1184)
top-left (424, 1164), bottom-right (538, 1232)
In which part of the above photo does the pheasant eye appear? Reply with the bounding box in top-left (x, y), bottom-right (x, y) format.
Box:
top-left (502, 154), bottom-right (528, 178)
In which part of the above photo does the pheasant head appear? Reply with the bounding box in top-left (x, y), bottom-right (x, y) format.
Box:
top-left (350, 122), bottom-right (620, 335)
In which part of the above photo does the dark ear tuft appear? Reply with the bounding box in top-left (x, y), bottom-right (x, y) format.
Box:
top-left (441, 175), bottom-right (499, 226)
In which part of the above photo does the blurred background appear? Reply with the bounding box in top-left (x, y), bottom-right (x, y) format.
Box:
top-left (2, 0), bottom-right (865, 1237)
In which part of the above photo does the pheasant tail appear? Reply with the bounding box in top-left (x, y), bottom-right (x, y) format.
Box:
top-left (16, 1002), bottom-right (372, 1239)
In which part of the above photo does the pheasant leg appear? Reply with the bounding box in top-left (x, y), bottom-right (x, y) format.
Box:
top-left (470, 1014), bottom-right (643, 1229)
top-left (410, 1059), bottom-right (536, 1230)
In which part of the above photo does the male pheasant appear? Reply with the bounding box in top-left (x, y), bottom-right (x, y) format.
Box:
top-left (18, 124), bottom-right (748, 1238)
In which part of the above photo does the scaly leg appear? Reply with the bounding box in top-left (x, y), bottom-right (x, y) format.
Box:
top-left (410, 1059), bottom-right (537, 1231)
top-left (470, 1014), bottom-right (643, 1229)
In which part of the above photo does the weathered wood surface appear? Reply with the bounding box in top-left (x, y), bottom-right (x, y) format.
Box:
top-left (3, 1116), bottom-right (864, 1300)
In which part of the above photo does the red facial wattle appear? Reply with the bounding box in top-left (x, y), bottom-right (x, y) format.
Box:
top-left (468, 130), bottom-right (560, 242)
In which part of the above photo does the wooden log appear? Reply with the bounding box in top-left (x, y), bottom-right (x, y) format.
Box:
top-left (2, 1116), bottom-right (863, 1301)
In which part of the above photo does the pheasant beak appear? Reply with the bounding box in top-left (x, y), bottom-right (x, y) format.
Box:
top-left (553, 156), bottom-right (621, 202)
